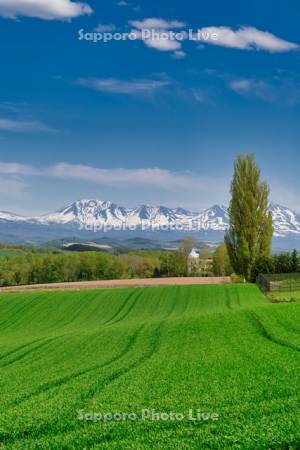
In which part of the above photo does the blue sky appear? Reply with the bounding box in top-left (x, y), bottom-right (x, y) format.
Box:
top-left (0, 0), bottom-right (300, 214)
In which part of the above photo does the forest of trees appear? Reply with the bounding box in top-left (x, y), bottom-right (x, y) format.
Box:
top-left (0, 250), bottom-right (190, 287)
top-left (0, 240), bottom-right (298, 287)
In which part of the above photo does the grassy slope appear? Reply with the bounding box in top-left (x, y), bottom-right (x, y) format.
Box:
top-left (0, 285), bottom-right (299, 449)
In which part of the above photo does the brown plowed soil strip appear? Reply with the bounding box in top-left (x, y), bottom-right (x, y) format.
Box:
top-left (0, 277), bottom-right (231, 292)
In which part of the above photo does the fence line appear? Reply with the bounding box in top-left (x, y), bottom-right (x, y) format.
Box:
top-left (257, 273), bottom-right (300, 292)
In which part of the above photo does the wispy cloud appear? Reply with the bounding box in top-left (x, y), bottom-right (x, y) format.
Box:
top-left (47, 164), bottom-right (201, 190)
top-left (229, 79), bottom-right (274, 101)
top-left (0, 161), bottom-right (226, 194)
top-left (196, 26), bottom-right (299, 52)
top-left (230, 79), bottom-right (254, 93)
top-left (229, 73), bottom-right (300, 104)
top-left (0, 161), bottom-right (227, 212)
top-left (77, 77), bottom-right (171, 95)
top-left (0, 118), bottom-right (56, 133)
top-left (191, 89), bottom-right (206, 103)
top-left (117, 1), bottom-right (140, 10)
top-left (2, 161), bottom-right (300, 213)
top-left (129, 18), bottom-right (185, 30)
top-left (0, 102), bottom-right (29, 113)
top-left (94, 23), bottom-right (116, 32)
top-left (0, 0), bottom-right (92, 20)
top-left (172, 50), bottom-right (186, 59)
top-left (0, 162), bottom-right (39, 175)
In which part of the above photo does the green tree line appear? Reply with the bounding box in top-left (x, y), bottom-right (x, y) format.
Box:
top-left (0, 251), bottom-right (189, 287)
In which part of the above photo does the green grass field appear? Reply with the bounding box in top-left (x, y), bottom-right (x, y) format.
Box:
top-left (0, 249), bottom-right (24, 259)
top-left (0, 284), bottom-right (299, 449)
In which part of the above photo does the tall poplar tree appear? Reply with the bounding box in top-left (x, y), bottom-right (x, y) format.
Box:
top-left (225, 154), bottom-right (273, 281)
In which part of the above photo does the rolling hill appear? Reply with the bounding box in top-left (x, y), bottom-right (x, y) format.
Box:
top-left (0, 284), bottom-right (299, 448)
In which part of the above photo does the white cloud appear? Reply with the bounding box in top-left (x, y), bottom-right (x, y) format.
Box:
top-left (94, 23), bottom-right (116, 32)
top-left (0, 0), bottom-right (92, 20)
top-left (129, 18), bottom-right (186, 30)
top-left (116, 20), bottom-right (299, 58)
top-left (0, 118), bottom-right (55, 133)
top-left (142, 36), bottom-right (181, 52)
top-left (77, 77), bottom-right (171, 95)
top-left (129, 17), bottom-right (186, 55)
top-left (125, 21), bottom-right (298, 57)
top-left (196, 26), bottom-right (299, 52)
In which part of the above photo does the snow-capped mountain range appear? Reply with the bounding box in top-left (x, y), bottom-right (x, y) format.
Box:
top-left (0, 199), bottom-right (299, 238)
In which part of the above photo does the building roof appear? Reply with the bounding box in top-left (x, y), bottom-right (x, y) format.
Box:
top-left (189, 248), bottom-right (200, 259)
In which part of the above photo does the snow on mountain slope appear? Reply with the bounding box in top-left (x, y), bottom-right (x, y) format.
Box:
top-left (0, 211), bottom-right (29, 222)
top-left (269, 202), bottom-right (300, 237)
top-left (192, 205), bottom-right (229, 231)
top-left (0, 199), bottom-right (299, 237)
top-left (35, 200), bottom-right (228, 231)
top-left (36, 199), bottom-right (130, 227)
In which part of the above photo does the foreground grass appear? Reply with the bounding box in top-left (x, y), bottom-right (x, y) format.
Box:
top-left (0, 284), bottom-right (299, 449)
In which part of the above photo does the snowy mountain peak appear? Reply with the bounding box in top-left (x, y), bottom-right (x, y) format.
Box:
top-left (39, 199), bottom-right (128, 226)
top-left (206, 204), bottom-right (228, 217)
top-left (0, 199), bottom-right (299, 239)
top-left (59, 199), bottom-right (114, 213)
